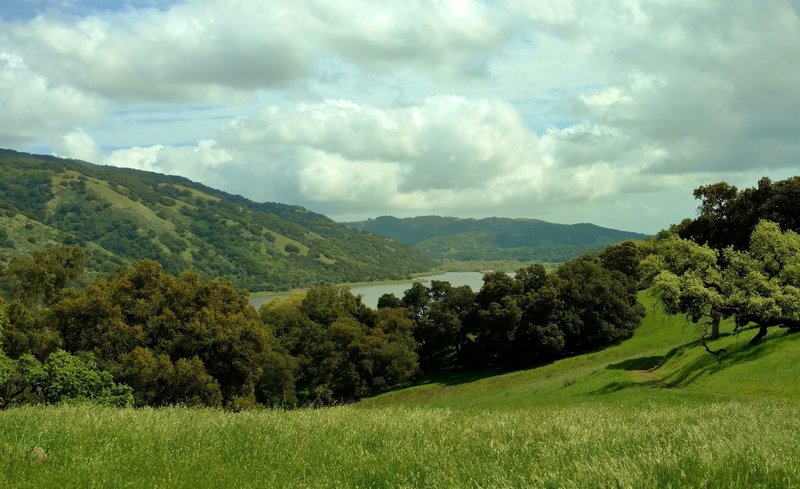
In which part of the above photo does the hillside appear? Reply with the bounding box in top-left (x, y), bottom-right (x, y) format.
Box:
top-left (347, 215), bottom-right (647, 262)
top-left (0, 149), bottom-right (435, 290)
top-left (362, 292), bottom-right (800, 409)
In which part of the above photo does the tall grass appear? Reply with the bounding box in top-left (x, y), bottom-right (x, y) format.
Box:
top-left (3, 293), bottom-right (800, 488)
top-left (1, 399), bottom-right (798, 488)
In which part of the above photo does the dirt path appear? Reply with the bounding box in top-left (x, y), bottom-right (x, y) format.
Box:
top-left (631, 369), bottom-right (675, 388)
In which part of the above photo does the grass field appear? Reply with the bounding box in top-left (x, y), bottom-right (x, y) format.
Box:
top-left (2, 293), bottom-right (799, 488)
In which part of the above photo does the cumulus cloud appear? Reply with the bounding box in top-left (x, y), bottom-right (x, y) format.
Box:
top-left (0, 52), bottom-right (101, 146)
top-left (3, 0), bottom-right (800, 233)
top-left (54, 129), bottom-right (102, 163)
top-left (222, 96), bottom-right (540, 192)
top-left (515, 0), bottom-right (800, 175)
top-left (105, 139), bottom-right (232, 184)
top-left (103, 96), bottom-right (553, 218)
top-left (2, 0), bottom-right (514, 102)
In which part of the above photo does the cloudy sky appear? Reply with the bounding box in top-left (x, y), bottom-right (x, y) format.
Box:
top-left (2, 0), bottom-right (799, 233)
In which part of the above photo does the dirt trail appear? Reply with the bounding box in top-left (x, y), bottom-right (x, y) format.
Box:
top-left (632, 369), bottom-right (674, 388)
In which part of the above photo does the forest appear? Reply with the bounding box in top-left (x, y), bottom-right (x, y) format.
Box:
top-left (1, 175), bottom-right (799, 409)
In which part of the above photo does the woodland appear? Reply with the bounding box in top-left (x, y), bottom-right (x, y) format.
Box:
top-left (2, 172), bottom-right (799, 409)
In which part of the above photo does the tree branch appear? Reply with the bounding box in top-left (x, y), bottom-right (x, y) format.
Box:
top-left (701, 334), bottom-right (726, 356)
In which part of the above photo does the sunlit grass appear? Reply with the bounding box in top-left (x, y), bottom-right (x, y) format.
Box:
top-left (4, 292), bottom-right (800, 487)
top-left (1, 399), bottom-right (798, 488)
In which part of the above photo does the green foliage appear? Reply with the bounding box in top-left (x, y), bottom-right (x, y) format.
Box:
top-left (642, 220), bottom-right (800, 344)
top-left (457, 256), bottom-right (643, 369)
top-left (677, 176), bottom-right (800, 250)
top-left (0, 149), bottom-right (435, 291)
top-left (2, 300), bottom-right (63, 360)
top-left (0, 350), bottom-right (132, 408)
top-left (401, 280), bottom-right (473, 368)
top-left (262, 287), bottom-right (419, 405)
top-left (48, 260), bottom-right (297, 408)
top-left (348, 215), bottom-right (647, 262)
top-left (3, 246), bottom-right (86, 306)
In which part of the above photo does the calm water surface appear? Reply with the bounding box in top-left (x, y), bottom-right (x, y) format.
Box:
top-left (249, 271), bottom-right (489, 309)
top-left (350, 272), bottom-right (487, 308)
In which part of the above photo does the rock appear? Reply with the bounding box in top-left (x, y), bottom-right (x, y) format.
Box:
top-left (30, 446), bottom-right (48, 463)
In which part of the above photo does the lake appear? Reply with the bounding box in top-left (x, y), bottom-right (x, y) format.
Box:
top-left (249, 271), bottom-right (490, 309)
top-left (350, 271), bottom-right (489, 308)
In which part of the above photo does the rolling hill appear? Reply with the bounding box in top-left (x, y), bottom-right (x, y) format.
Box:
top-left (361, 291), bottom-right (800, 409)
top-left (0, 149), bottom-right (435, 290)
top-left (347, 215), bottom-right (648, 262)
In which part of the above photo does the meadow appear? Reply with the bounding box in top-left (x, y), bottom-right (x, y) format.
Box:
top-left (2, 293), bottom-right (799, 488)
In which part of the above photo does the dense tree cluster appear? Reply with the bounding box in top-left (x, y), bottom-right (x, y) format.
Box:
top-left (0, 241), bottom-right (645, 409)
top-left (675, 176), bottom-right (800, 250)
top-left (389, 252), bottom-right (645, 372)
top-left (262, 287), bottom-right (418, 405)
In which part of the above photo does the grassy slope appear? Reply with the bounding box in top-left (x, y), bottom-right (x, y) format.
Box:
top-left (363, 292), bottom-right (800, 409)
top-left (2, 293), bottom-right (800, 488)
top-left (0, 149), bottom-right (435, 290)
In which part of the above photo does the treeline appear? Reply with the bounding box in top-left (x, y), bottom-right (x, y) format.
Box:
top-left (0, 240), bottom-right (643, 409)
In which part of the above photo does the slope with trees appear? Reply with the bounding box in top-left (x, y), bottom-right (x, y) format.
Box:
top-left (0, 149), bottom-right (435, 291)
top-left (347, 215), bottom-right (647, 262)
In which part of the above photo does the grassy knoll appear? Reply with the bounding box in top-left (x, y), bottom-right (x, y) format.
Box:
top-left (3, 292), bottom-right (800, 488)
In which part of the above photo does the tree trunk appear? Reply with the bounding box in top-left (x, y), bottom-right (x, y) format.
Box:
top-left (749, 324), bottom-right (769, 345)
top-left (710, 314), bottom-right (720, 339)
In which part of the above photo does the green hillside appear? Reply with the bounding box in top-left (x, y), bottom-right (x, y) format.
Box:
top-left (0, 149), bottom-right (435, 290)
top-left (2, 293), bottom-right (799, 488)
top-left (347, 215), bottom-right (647, 262)
top-left (362, 292), bottom-right (800, 409)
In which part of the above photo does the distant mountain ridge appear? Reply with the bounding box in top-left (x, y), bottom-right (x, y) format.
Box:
top-left (346, 215), bottom-right (647, 262)
top-left (0, 149), bottom-right (434, 290)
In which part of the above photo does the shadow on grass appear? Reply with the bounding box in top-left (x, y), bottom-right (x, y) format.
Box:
top-left (375, 367), bottom-right (504, 396)
top-left (661, 328), bottom-right (790, 387)
top-left (607, 355), bottom-right (664, 371)
top-left (589, 327), bottom-right (794, 397)
top-left (592, 381), bottom-right (641, 395)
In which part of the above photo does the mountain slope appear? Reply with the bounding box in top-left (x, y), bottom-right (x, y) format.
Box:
top-left (347, 215), bottom-right (647, 262)
top-left (0, 149), bottom-right (435, 290)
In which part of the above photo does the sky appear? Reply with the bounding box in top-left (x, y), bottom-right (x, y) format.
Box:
top-left (2, 0), bottom-right (799, 234)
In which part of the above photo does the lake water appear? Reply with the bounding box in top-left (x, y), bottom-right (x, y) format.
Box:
top-left (249, 271), bottom-right (489, 309)
top-left (350, 272), bottom-right (487, 308)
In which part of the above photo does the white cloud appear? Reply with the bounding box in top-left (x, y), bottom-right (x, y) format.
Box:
top-left (105, 139), bottom-right (231, 184)
top-left (0, 52), bottom-right (101, 146)
top-left (54, 129), bottom-right (102, 163)
top-left (2, 0), bottom-right (513, 102)
top-left (3, 0), bottom-right (800, 234)
top-left (105, 144), bottom-right (163, 171)
top-left (222, 96), bottom-right (542, 193)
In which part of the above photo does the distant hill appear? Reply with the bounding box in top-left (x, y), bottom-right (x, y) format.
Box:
top-left (346, 215), bottom-right (647, 262)
top-left (0, 149), bottom-right (435, 290)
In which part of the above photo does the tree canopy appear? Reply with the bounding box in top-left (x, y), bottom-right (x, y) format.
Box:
top-left (642, 220), bottom-right (800, 346)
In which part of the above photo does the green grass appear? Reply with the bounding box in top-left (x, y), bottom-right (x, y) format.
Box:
top-left (3, 292), bottom-right (800, 488)
top-left (2, 400), bottom-right (798, 488)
